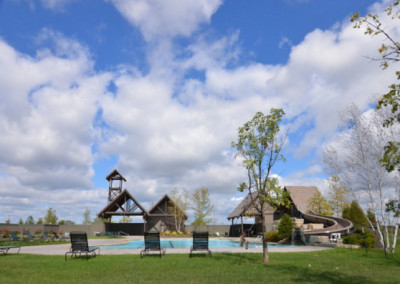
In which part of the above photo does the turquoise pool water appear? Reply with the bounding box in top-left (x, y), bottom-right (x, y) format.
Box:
top-left (102, 239), bottom-right (293, 249)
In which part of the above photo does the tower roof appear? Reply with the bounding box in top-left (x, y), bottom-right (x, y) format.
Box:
top-left (106, 169), bottom-right (127, 181)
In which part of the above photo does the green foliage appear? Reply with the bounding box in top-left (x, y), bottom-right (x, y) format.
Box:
top-left (361, 231), bottom-right (376, 248)
top-left (18, 218), bottom-right (24, 225)
top-left (386, 199), bottom-right (400, 217)
top-left (343, 230), bottom-right (376, 248)
top-left (5, 217), bottom-right (11, 224)
top-left (327, 176), bottom-right (349, 217)
top-left (265, 231), bottom-right (280, 242)
top-left (168, 188), bottom-right (189, 232)
top-left (308, 190), bottom-right (333, 216)
top-left (352, 2), bottom-right (400, 172)
top-left (367, 209), bottom-right (376, 225)
top-left (36, 217), bottom-right (44, 224)
top-left (342, 201), bottom-right (369, 228)
top-left (44, 208), bottom-right (58, 225)
top-left (119, 216), bottom-right (132, 223)
top-left (25, 215), bottom-right (35, 225)
top-left (191, 187), bottom-right (214, 226)
top-left (277, 214), bottom-right (293, 240)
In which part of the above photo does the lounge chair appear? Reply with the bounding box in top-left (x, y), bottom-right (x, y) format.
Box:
top-left (41, 232), bottom-right (53, 241)
top-left (140, 232), bottom-right (166, 258)
top-left (65, 231), bottom-right (100, 261)
top-left (190, 231), bottom-right (212, 258)
top-left (10, 232), bottom-right (21, 241)
top-left (0, 246), bottom-right (21, 255)
top-left (25, 231), bottom-right (36, 241)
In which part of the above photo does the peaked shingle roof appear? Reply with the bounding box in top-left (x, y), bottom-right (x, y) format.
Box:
top-left (148, 194), bottom-right (188, 219)
top-left (227, 186), bottom-right (320, 219)
top-left (284, 186), bottom-right (319, 213)
top-left (227, 192), bottom-right (274, 220)
top-left (97, 189), bottom-right (148, 219)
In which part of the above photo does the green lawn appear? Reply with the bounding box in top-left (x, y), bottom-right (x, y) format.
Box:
top-left (1, 248), bottom-right (399, 283)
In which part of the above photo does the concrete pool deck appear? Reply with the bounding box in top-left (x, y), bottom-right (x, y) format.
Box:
top-left (18, 237), bottom-right (332, 255)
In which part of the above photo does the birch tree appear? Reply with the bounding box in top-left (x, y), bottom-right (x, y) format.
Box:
top-left (232, 108), bottom-right (290, 263)
top-left (168, 188), bottom-right (189, 233)
top-left (323, 104), bottom-right (400, 253)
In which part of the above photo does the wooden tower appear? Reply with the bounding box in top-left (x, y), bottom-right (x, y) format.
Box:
top-left (106, 169), bottom-right (126, 203)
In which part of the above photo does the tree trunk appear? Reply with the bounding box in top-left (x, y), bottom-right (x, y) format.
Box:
top-left (391, 224), bottom-right (398, 253)
top-left (261, 214), bottom-right (269, 263)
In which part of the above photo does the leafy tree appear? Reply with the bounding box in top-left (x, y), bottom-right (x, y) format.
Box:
top-left (44, 208), bottom-right (58, 225)
top-left (367, 209), bottom-right (377, 225)
top-left (83, 208), bottom-right (91, 224)
top-left (25, 216), bottom-right (35, 225)
top-left (119, 216), bottom-right (132, 223)
top-left (342, 201), bottom-right (369, 229)
top-left (93, 216), bottom-right (111, 223)
top-left (351, 2), bottom-right (400, 171)
top-left (308, 190), bottom-right (332, 216)
top-left (191, 188), bottom-right (214, 227)
top-left (324, 104), bottom-right (399, 253)
top-left (168, 188), bottom-right (189, 232)
top-left (327, 176), bottom-right (349, 217)
top-left (277, 214), bottom-right (293, 240)
top-left (232, 108), bottom-right (290, 263)
top-left (351, 2), bottom-right (400, 253)
top-left (5, 217), bottom-right (11, 224)
top-left (18, 218), bottom-right (24, 225)
top-left (36, 217), bottom-right (44, 224)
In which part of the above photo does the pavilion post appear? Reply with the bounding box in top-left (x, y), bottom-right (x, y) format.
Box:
top-left (241, 215), bottom-right (244, 235)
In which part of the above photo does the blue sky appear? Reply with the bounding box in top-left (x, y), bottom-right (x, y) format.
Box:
top-left (0, 0), bottom-right (397, 224)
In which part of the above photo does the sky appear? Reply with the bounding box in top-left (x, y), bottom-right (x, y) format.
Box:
top-left (0, 0), bottom-right (398, 225)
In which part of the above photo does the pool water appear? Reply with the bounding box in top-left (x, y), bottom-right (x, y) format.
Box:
top-left (102, 239), bottom-right (292, 249)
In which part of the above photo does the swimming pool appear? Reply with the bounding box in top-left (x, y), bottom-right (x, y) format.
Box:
top-left (102, 239), bottom-right (292, 249)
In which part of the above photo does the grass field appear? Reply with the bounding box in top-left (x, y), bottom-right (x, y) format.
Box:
top-left (1, 247), bottom-right (399, 283)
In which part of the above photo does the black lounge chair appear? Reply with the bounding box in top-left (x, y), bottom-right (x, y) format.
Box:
top-left (0, 246), bottom-right (21, 255)
top-left (190, 231), bottom-right (212, 258)
top-left (65, 231), bottom-right (100, 261)
top-left (10, 231), bottom-right (21, 241)
top-left (140, 232), bottom-right (166, 258)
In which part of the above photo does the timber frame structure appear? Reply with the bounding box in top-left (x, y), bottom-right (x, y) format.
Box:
top-left (97, 170), bottom-right (188, 234)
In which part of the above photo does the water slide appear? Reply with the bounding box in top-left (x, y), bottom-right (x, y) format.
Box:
top-left (299, 210), bottom-right (353, 237)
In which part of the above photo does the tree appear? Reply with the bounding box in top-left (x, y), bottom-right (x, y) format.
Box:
top-left (168, 188), bottom-right (189, 232)
top-left (83, 208), bottom-right (91, 225)
top-left (25, 216), bottom-right (35, 225)
top-left (18, 218), bottom-right (24, 225)
top-left (342, 201), bottom-right (369, 229)
top-left (351, 2), bottom-right (400, 171)
top-left (367, 209), bottom-right (377, 225)
top-left (119, 216), bottom-right (132, 223)
top-left (44, 208), bottom-right (58, 225)
top-left (323, 104), bottom-right (400, 253)
top-left (232, 108), bottom-right (290, 263)
top-left (191, 188), bottom-right (214, 227)
top-left (308, 190), bottom-right (333, 216)
top-left (5, 217), bottom-right (11, 224)
top-left (277, 213), bottom-right (294, 240)
top-left (327, 176), bottom-right (350, 217)
top-left (36, 217), bottom-right (44, 224)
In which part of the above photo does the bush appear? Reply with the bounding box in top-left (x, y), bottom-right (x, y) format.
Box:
top-left (343, 231), bottom-right (376, 248)
top-left (171, 231), bottom-right (178, 236)
top-left (164, 230), bottom-right (171, 236)
top-left (361, 231), bottom-right (376, 248)
top-left (278, 214), bottom-right (294, 240)
top-left (265, 231), bottom-right (280, 242)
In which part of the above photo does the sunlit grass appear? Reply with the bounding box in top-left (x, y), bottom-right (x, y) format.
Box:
top-left (0, 247), bottom-right (399, 283)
